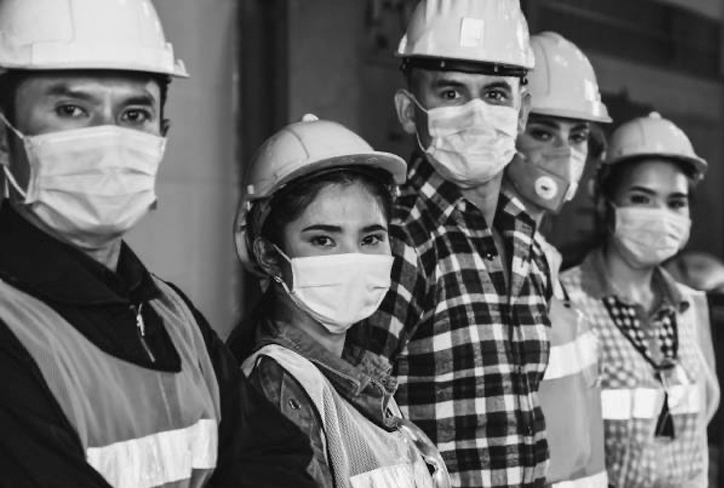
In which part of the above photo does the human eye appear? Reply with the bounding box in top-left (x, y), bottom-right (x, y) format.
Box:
top-left (526, 127), bottom-right (553, 143)
top-left (361, 232), bottom-right (388, 247)
top-left (484, 88), bottom-right (510, 104)
top-left (309, 235), bottom-right (335, 248)
top-left (628, 193), bottom-right (651, 205)
top-left (669, 197), bottom-right (689, 210)
top-left (121, 108), bottom-right (153, 126)
top-left (54, 103), bottom-right (87, 119)
top-left (570, 130), bottom-right (590, 145)
top-left (438, 88), bottom-right (461, 101)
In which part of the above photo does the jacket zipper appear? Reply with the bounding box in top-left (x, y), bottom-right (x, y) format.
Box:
top-left (134, 303), bottom-right (156, 363)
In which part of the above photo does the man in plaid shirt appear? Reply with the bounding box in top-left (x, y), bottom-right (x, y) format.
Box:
top-left (357, 1), bottom-right (553, 487)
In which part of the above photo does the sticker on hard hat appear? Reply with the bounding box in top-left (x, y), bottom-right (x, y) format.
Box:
top-left (535, 176), bottom-right (559, 200)
top-left (459, 18), bottom-right (485, 48)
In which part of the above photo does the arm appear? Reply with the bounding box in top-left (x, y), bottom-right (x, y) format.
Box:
top-left (0, 322), bottom-right (114, 488)
top-left (247, 356), bottom-right (332, 488)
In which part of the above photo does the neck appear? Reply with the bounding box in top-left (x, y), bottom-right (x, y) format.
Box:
top-left (460, 172), bottom-right (504, 226)
top-left (12, 202), bottom-right (122, 272)
top-left (274, 285), bottom-right (346, 357)
top-left (603, 240), bottom-right (656, 309)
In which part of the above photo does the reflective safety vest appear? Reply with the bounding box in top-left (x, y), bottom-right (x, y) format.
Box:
top-left (562, 266), bottom-right (710, 488)
top-left (243, 344), bottom-right (437, 488)
top-left (537, 239), bottom-right (608, 488)
top-left (0, 277), bottom-right (221, 488)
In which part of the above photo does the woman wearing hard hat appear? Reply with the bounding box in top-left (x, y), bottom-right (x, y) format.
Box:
top-left (504, 31), bottom-right (612, 488)
top-left (230, 115), bottom-right (450, 488)
top-left (560, 113), bottom-right (719, 487)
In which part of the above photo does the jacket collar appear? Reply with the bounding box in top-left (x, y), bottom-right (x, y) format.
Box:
top-left (0, 202), bottom-right (160, 306)
top-left (256, 315), bottom-right (398, 429)
top-left (581, 246), bottom-right (688, 313)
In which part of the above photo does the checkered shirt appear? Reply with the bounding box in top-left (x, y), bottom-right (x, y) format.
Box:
top-left (364, 154), bottom-right (552, 488)
top-left (561, 247), bottom-right (708, 487)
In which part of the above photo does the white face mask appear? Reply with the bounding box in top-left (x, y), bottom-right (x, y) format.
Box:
top-left (274, 247), bottom-right (393, 334)
top-left (613, 206), bottom-right (691, 268)
top-left (1, 116), bottom-right (166, 249)
top-left (507, 146), bottom-right (587, 213)
top-left (412, 96), bottom-right (520, 188)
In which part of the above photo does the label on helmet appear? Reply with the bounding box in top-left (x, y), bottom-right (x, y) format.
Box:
top-left (459, 18), bottom-right (485, 48)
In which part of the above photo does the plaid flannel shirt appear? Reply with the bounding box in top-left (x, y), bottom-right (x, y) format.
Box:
top-left (561, 247), bottom-right (709, 487)
top-left (364, 154), bottom-right (552, 488)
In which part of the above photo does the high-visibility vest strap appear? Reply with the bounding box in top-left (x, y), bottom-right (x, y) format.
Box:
top-left (544, 330), bottom-right (598, 381)
top-left (601, 385), bottom-right (702, 420)
top-left (552, 470), bottom-right (608, 488)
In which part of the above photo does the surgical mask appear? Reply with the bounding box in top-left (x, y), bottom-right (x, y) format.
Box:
top-left (613, 206), bottom-right (691, 268)
top-left (411, 95), bottom-right (519, 188)
top-left (506, 146), bottom-right (587, 213)
top-left (1, 115), bottom-right (165, 249)
top-left (273, 246), bottom-right (393, 334)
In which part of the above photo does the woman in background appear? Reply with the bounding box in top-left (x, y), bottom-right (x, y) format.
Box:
top-left (561, 113), bottom-right (719, 487)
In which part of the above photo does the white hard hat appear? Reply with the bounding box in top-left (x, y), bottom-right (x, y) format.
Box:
top-left (397, 0), bottom-right (534, 76)
top-left (235, 114), bottom-right (407, 273)
top-left (529, 32), bottom-right (611, 123)
top-left (605, 112), bottom-right (706, 177)
top-left (0, 0), bottom-right (187, 77)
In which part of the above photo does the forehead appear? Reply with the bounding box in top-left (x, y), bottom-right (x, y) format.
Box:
top-left (618, 159), bottom-right (690, 192)
top-left (296, 182), bottom-right (386, 224)
top-left (13, 70), bottom-right (162, 103)
top-left (415, 68), bottom-right (521, 92)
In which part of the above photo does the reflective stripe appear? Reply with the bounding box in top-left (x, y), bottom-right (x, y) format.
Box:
top-left (86, 418), bottom-right (218, 488)
top-left (552, 470), bottom-right (608, 488)
top-left (544, 330), bottom-right (598, 381)
top-left (601, 385), bottom-right (701, 420)
top-left (350, 461), bottom-right (433, 488)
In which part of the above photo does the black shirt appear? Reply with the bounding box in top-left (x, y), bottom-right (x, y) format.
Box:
top-left (0, 203), bottom-right (315, 488)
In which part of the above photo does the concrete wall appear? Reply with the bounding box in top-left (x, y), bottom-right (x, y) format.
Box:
top-left (126, 0), bottom-right (241, 339)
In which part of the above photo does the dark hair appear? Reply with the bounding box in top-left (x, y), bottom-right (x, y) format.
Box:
top-left (259, 167), bottom-right (395, 250)
top-left (597, 156), bottom-right (698, 202)
top-left (0, 70), bottom-right (170, 124)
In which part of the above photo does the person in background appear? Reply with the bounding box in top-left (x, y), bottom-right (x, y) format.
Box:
top-left (360, 1), bottom-right (555, 486)
top-left (560, 113), bottom-right (719, 487)
top-left (0, 0), bottom-right (316, 486)
top-left (504, 31), bottom-right (612, 488)
top-left (231, 114), bottom-right (450, 488)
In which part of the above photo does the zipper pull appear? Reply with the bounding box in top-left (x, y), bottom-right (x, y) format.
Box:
top-left (135, 303), bottom-right (156, 363)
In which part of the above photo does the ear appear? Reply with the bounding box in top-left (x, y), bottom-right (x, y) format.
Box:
top-left (517, 89), bottom-right (532, 135)
top-left (252, 237), bottom-right (283, 280)
top-left (161, 118), bottom-right (171, 137)
top-left (394, 89), bottom-right (418, 135)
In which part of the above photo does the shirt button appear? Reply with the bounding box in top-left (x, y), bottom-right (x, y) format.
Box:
top-left (484, 252), bottom-right (496, 261)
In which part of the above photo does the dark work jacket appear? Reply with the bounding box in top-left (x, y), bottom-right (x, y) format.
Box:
top-left (0, 203), bottom-right (315, 488)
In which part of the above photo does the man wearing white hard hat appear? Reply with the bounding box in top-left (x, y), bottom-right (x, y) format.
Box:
top-left (360, 1), bottom-right (554, 487)
top-left (0, 1), bottom-right (316, 487)
top-left (504, 32), bottom-right (612, 488)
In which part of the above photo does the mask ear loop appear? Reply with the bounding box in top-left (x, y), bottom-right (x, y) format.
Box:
top-left (402, 90), bottom-right (432, 155)
top-left (0, 112), bottom-right (27, 199)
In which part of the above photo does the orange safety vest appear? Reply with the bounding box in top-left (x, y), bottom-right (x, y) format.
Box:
top-left (0, 277), bottom-right (221, 488)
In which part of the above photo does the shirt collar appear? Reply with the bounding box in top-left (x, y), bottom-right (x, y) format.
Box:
top-left (581, 246), bottom-right (688, 313)
top-left (406, 153), bottom-right (535, 231)
top-left (0, 202), bottom-right (160, 306)
top-left (256, 315), bottom-right (398, 428)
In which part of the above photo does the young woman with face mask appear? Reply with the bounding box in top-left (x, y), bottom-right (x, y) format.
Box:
top-left (560, 113), bottom-right (719, 488)
top-left (230, 115), bottom-right (449, 488)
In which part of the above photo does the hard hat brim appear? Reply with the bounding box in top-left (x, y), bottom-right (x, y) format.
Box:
top-left (269, 151), bottom-right (408, 196)
top-left (605, 153), bottom-right (708, 178)
top-left (530, 106), bottom-right (612, 124)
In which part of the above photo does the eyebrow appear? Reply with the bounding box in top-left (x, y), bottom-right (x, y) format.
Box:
top-left (300, 224), bottom-right (388, 233)
top-left (45, 84), bottom-right (157, 106)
